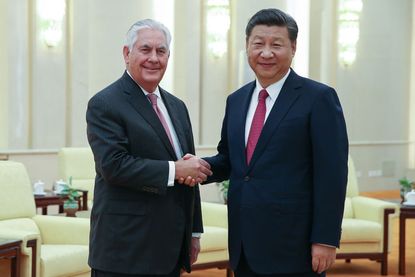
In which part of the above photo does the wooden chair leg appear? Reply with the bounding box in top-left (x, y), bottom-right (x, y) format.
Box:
top-left (381, 258), bottom-right (387, 275)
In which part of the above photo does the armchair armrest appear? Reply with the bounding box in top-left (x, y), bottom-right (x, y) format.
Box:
top-left (0, 228), bottom-right (38, 256)
top-left (33, 215), bottom-right (90, 245)
top-left (352, 196), bottom-right (398, 223)
top-left (201, 202), bottom-right (228, 229)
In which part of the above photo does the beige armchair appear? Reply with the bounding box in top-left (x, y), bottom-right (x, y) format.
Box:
top-left (0, 161), bottom-right (90, 277)
top-left (193, 202), bottom-right (231, 276)
top-left (58, 147), bottom-right (95, 215)
top-left (336, 156), bottom-right (398, 275)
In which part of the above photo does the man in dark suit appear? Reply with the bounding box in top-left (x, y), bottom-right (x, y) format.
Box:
top-left (202, 8), bottom-right (349, 277)
top-left (86, 19), bottom-right (212, 277)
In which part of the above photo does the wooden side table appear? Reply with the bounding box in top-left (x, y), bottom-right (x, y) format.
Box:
top-left (0, 238), bottom-right (22, 277)
top-left (34, 190), bottom-right (88, 215)
top-left (34, 191), bottom-right (67, 214)
top-left (399, 204), bottom-right (415, 275)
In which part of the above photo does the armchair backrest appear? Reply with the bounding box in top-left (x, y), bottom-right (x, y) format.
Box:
top-left (58, 147), bottom-right (95, 201)
top-left (0, 161), bottom-right (36, 220)
top-left (346, 156), bottom-right (359, 198)
top-left (344, 156), bottom-right (359, 218)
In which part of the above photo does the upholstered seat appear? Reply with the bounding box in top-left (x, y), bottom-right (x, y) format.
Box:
top-left (193, 202), bottom-right (229, 272)
top-left (336, 156), bottom-right (398, 275)
top-left (0, 161), bottom-right (90, 277)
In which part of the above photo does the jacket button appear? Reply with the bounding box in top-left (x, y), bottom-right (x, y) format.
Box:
top-left (244, 176), bottom-right (250, 181)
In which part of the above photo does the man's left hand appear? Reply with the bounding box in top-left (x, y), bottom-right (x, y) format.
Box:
top-left (311, 243), bottom-right (336, 273)
top-left (190, 237), bottom-right (201, 265)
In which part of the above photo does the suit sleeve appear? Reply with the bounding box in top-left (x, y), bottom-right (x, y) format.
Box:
top-left (310, 88), bottom-right (349, 247)
top-left (86, 94), bottom-right (169, 195)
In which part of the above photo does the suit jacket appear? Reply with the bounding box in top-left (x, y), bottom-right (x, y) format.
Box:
top-left (86, 72), bottom-right (203, 274)
top-left (205, 70), bottom-right (348, 274)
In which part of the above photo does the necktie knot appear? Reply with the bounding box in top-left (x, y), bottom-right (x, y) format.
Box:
top-left (258, 89), bottom-right (269, 101)
top-left (147, 93), bottom-right (158, 106)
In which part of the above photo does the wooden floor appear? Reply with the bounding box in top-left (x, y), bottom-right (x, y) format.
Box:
top-left (184, 190), bottom-right (415, 277)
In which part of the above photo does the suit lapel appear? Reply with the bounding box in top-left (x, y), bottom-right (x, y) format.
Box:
top-left (234, 82), bottom-right (256, 168)
top-left (121, 73), bottom-right (177, 159)
top-left (247, 71), bottom-right (303, 171)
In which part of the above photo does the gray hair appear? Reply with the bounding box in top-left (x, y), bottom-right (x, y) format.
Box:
top-left (126, 19), bottom-right (172, 51)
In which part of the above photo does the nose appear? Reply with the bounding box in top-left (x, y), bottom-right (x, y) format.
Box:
top-left (148, 49), bottom-right (158, 62)
top-left (260, 47), bottom-right (274, 58)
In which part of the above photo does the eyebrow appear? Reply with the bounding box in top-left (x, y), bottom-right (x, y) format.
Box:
top-left (139, 43), bottom-right (168, 50)
top-left (251, 35), bottom-right (284, 42)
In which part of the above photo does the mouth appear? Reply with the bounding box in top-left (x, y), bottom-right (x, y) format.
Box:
top-left (258, 62), bottom-right (276, 69)
top-left (143, 66), bottom-right (160, 72)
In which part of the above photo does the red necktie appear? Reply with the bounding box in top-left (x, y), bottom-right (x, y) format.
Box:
top-left (246, 89), bottom-right (269, 164)
top-left (147, 93), bottom-right (174, 147)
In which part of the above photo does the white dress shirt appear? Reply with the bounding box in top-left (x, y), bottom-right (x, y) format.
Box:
top-left (127, 70), bottom-right (182, 187)
top-left (244, 69), bottom-right (291, 145)
top-left (139, 86), bottom-right (183, 187)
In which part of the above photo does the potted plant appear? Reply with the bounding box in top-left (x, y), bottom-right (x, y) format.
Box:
top-left (399, 177), bottom-right (414, 203)
top-left (217, 180), bottom-right (229, 204)
top-left (61, 176), bottom-right (80, 217)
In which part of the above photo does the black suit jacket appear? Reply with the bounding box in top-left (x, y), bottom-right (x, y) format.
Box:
top-left (205, 70), bottom-right (348, 274)
top-left (86, 72), bottom-right (203, 274)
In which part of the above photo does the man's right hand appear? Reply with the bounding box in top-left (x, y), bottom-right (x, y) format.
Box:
top-left (175, 155), bottom-right (212, 186)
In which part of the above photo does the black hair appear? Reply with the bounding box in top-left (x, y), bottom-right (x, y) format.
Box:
top-left (245, 8), bottom-right (298, 42)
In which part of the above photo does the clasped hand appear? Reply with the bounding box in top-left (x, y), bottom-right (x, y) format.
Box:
top-left (175, 154), bottom-right (212, 186)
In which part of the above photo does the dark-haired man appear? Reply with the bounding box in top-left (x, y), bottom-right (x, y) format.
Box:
top-left (203, 8), bottom-right (348, 277)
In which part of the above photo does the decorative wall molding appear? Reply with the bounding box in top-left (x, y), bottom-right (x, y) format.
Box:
top-left (350, 140), bottom-right (414, 146)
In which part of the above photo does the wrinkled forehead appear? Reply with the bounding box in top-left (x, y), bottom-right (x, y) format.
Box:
top-left (135, 28), bottom-right (169, 48)
top-left (247, 25), bottom-right (290, 42)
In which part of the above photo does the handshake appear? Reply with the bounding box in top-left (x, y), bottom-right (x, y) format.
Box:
top-left (175, 154), bottom-right (212, 186)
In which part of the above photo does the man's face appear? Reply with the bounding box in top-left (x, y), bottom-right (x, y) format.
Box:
top-left (123, 28), bottom-right (169, 92)
top-left (246, 25), bottom-right (296, 88)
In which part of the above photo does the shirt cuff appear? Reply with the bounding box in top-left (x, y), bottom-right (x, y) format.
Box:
top-left (192, 232), bottom-right (202, 238)
top-left (315, 243), bottom-right (336, 248)
top-left (167, 161), bottom-right (175, 187)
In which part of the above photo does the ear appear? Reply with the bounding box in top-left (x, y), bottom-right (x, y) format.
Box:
top-left (245, 37), bottom-right (249, 52)
top-left (123, 46), bottom-right (130, 64)
top-left (291, 40), bottom-right (297, 57)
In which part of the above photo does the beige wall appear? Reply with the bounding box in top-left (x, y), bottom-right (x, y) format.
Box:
top-left (1, 0), bottom-right (414, 192)
top-left (308, 0), bottom-right (415, 191)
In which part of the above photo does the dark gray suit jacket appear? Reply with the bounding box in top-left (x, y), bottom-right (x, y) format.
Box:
top-left (86, 72), bottom-right (202, 274)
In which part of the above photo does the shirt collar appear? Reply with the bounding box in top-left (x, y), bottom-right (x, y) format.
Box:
top-left (126, 70), bottom-right (161, 98)
top-left (254, 68), bottom-right (291, 101)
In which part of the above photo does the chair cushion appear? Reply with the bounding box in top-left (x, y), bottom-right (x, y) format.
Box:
top-left (337, 241), bottom-right (381, 253)
top-left (40, 244), bottom-right (89, 277)
top-left (340, 218), bottom-right (382, 242)
top-left (0, 161), bottom-right (36, 219)
top-left (200, 226), bottom-right (227, 252)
